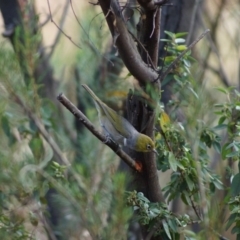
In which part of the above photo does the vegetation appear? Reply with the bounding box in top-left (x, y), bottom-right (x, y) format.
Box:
top-left (0, 1), bottom-right (240, 239)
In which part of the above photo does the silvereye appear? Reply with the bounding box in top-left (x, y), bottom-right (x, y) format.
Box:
top-left (82, 84), bottom-right (157, 153)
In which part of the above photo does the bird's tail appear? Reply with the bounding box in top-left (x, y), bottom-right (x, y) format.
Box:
top-left (82, 84), bottom-right (101, 103)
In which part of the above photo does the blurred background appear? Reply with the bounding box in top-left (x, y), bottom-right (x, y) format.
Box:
top-left (0, 0), bottom-right (240, 239)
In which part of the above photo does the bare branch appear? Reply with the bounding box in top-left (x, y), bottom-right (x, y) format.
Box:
top-left (198, 15), bottom-right (231, 87)
top-left (46, 0), bottom-right (81, 49)
top-left (47, 0), bottom-right (70, 59)
top-left (57, 93), bottom-right (142, 172)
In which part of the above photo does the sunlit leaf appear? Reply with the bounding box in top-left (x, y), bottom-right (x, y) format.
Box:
top-left (176, 45), bottom-right (187, 51)
top-left (159, 111), bottom-right (171, 133)
top-left (175, 32), bottom-right (188, 38)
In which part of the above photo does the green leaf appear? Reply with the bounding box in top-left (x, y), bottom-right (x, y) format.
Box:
top-left (181, 192), bottom-right (192, 206)
top-left (168, 219), bottom-right (178, 233)
top-left (218, 116), bottom-right (227, 125)
top-left (212, 141), bottom-right (221, 154)
top-left (165, 56), bottom-right (177, 62)
top-left (151, 207), bottom-right (161, 215)
top-left (175, 39), bottom-right (186, 44)
top-left (214, 87), bottom-right (229, 94)
top-left (1, 115), bottom-right (10, 137)
top-left (163, 220), bottom-right (172, 239)
top-left (226, 141), bottom-right (240, 150)
top-left (168, 152), bottom-right (178, 171)
top-left (221, 143), bottom-right (232, 159)
top-left (29, 137), bottom-right (43, 159)
top-left (231, 173), bottom-right (240, 196)
top-left (175, 32), bottom-right (188, 38)
top-left (226, 213), bottom-right (237, 230)
top-left (160, 39), bottom-right (171, 42)
top-left (164, 31), bottom-right (175, 39)
top-left (226, 151), bottom-right (239, 158)
top-left (232, 226), bottom-right (240, 234)
top-left (176, 45), bottom-right (187, 51)
top-left (137, 192), bottom-right (150, 203)
top-left (1, 115), bottom-right (15, 146)
top-left (209, 182), bottom-right (215, 193)
top-left (230, 206), bottom-right (239, 214)
top-left (185, 176), bottom-right (194, 191)
top-left (123, 72), bottom-right (132, 80)
top-left (213, 178), bottom-right (223, 190)
top-left (213, 124), bottom-right (227, 130)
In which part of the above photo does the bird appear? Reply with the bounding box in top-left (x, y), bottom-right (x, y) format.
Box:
top-left (82, 84), bottom-right (157, 153)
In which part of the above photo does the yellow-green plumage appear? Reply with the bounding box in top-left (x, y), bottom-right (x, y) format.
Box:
top-left (82, 84), bottom-right (157, 153)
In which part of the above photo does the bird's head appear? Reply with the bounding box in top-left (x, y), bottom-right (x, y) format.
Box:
top-left (134, 134), bottom-right (158, 154)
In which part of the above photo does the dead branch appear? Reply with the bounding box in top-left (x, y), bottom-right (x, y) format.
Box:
top-left (46, 0), bottom-right (81, 49)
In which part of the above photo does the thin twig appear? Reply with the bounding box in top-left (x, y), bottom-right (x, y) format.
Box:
top-left (190, 197), bottom-right (202, 220)
top-left (39, 4), bottom-right (60, 28)
top-left (57, 93), bottom-right (141, 172)
top-left (197, 3), bottom-right (229, 87)
top-left (70, 0), bottom-right (113, 66)
top-left (149, 8), bottom-right (157, 38)
top-left (39, 14), bottom-right (51, 28)
top-left (128, 30), bottom-right (157, 71)
top-left (47, 0), bottom-right (70, 59)
top-left (46, 0), bottom-right (81, 49)
top-left (200, 17), bottom-right (231, 87)
top-left (159, 29), bottom-right (210, 82)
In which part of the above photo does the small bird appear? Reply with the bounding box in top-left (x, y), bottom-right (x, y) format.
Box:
top-left (82, 84), bottom-right (157, 153)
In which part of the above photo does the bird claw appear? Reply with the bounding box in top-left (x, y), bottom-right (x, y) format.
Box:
top-left (103, 135), bottom-right (121, 152)
top-left (103, 134), bottom-right (112, 144)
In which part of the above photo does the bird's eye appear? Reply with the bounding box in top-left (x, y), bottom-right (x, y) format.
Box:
top-left (147, 144), bottom-right (151, 150)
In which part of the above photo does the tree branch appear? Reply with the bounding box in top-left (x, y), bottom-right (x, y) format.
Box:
top-left (98, 0), bottom-right (159, 85)
top-left (47, 0), bottom-right (70, 59)
top-left (57, 93), bottom-right (142, 172)
top-left (46, 0), bottom-right (81, 49)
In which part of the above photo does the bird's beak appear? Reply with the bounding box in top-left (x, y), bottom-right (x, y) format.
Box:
top-left (152, 149), bottom-right (159, 155)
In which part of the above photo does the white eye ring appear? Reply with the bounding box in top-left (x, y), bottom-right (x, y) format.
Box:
top-left (147, 144), bottom-right (151, 150)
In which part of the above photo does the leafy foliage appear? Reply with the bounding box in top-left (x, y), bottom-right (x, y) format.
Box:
top-left (127, 191), bottom-right (197, 239)
top-left (0, 1), bottom-right (240, 238)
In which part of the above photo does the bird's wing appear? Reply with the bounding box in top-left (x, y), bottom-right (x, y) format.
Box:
top-left (103, 104), bottom-right (135, 139)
